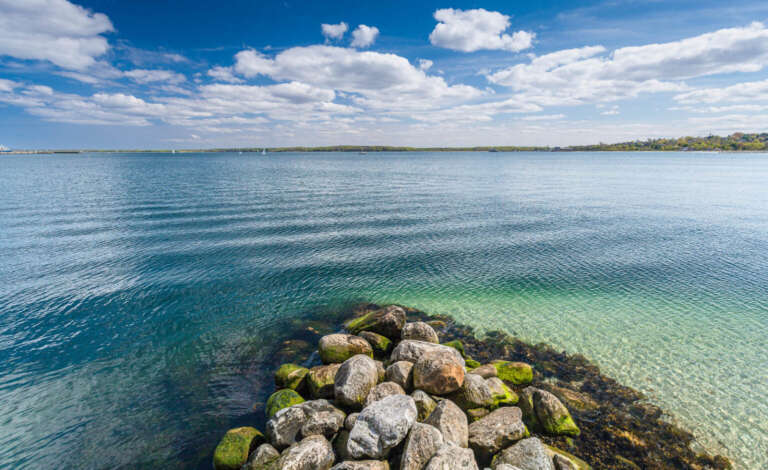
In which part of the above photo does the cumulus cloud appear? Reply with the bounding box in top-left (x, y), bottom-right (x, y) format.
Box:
top-left (418, 59), bottom-right (433, 71)
top-left (124, 69), bottom-right (186, 84)
top-left (0, 0), bottom-right (113, 70)
top-left (233, 49), bottom-right (276, 77)
top-left (321, 22), bottom-right (348, 41)
top-left (207, 66), bottom-right (244, 83)
top-left (674, 79), bottom-right (768, 105)
top-left (351, 25), bottom-right (379, 48)
top-left (429, 8), bottom-right (534, 52)
top-left (0, 78), bottom-right (19, 92)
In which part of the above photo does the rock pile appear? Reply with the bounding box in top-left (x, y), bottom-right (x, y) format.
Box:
top-left (213, 305), bottom-right (588, 470)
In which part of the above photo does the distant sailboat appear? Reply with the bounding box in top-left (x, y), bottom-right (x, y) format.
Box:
top-left (262, 148), bottom-right (267, 155)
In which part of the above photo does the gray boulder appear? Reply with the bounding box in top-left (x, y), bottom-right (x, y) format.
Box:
top-left (318, 334), bottom-right (373, 364)
top-left (242, 443), bottom-right (279, 470)
top-left (300, 399), bottom-right (346, 439)
top-left (385, 361), bottom-right (414, 391)
top-left (424, 444), bottom-right (479, 470)
top-left (344, 413), bottom-right (359, 431)
top-left (266, 405), bottom-right (307, 449)
top-left (391, 340), bottom-right (465, 366)
top-left (347, 394), bottom-right (417, 459)
top-left (278, 435), bottom-right (335, 470)
top-left (365, 381), bottom-right (406, 406)
top-left (335, 355), bottom-right (379, 409)
top-left (424, 399), bottom-right (468, 448)
top-left (400, 422), bottom-right (444, 470)
top-left (401, 322), bottom-right (439, 343)
top-left (493, 437), bottom-right (555, 470)
top-left (448, 373), bottom-right (494, 410)
top-left (331, 461), bottom-right (390, 470)
top-left (468, 407), bottom-right (527, 463)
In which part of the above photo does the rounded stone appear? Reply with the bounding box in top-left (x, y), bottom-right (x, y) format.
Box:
top-left (307, 363), bottom-right (342, 399)
top-left (401, 322), bottom-right (439, 343)
top-left (275, 363), bottom-right (309, 391)
top-left (386, 361), bottom-right (414, 391)
top-left (358, 331), bottom-right (393, 357)
top-left (411, 389), bottom-right (437, 422)
top-left (365, 381), bottom-right (406, 407)
top-left (345, 305), bottom-right (407, 339)
top-left (424, 443), bottom-right (479, 470)
top-left (319, 334), bottom-right (373, 364)
top-left (400, 422), bottom-right (444, 470)
top-left (266, 389), bottom-right (305, 418)
top-left (468, 407), bottom-right (528, 463)
top-left (335, 354), bottom-right (379, 409)
top-left (391, 340), bottom-right (465, 366)
top-left (278, 435), bottom-right (335, 470)
top-left (448, 373), bottom-right (494, 410)
top-left (492, 437), bottom-right (554, 470)
top-left (424, 399), bottom-right (468, 448)
top-left (212, 426), bottom-right (264, 470)
top-left (492, 361), bottom-right (533, 385)
top-left (412, 350), bottom-right (465, 395)
top-left (347, 394), bottom-right (418, 459)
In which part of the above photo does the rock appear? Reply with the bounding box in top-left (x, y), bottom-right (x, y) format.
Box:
top-left (424, 399), bottom-right (468, 448)
top-left (308, 363), bottom-right (342, 399)
top-left (266, 405), bottom-right (307, 449)
top-left (468, 407), bottom-right (528, 463)
top-left (492, 361), bottom-right (533, 385)
top-left (277, 435), bottom-right (335, 470)
top-left (301, 399), bottom-right (347, 439)
top-left (365, 381), bottom-right (405, 406)
top-left (424, 443), bottom-right (479, 470)
top-left (412, 350), bottom-right (465, 395)
top-left (344, 412), bottom-right (359, 430)
top-left (466, 408), bottom-right (489, 422)
top-left (345, 305), bottom-right (407, 339)
top-left (212, 426), bottom-right (264, 470)
top-left (275, 363), bottom-right (309, 391)
top-left (319, 334), bottom-right (373, 364)
top-left (472, 364), bottom-right (498, 379)
top-left (543, 446), bottom-right (589, 470)
top-left (441, 340), bottom-right (467, 358)
top-left (548, 385), bottom-right (599, 412)
top-left (412, 389), bottom-right (437, 422)
top-left (448, 373), bottom-right (494, 409)
top-left (386, 361), bottom-right (414, 391)
top-left (401, 322), bottom-right (439, 343)
top-left (518, 387), bottom-right (541, 432)
top-left (359, 331), bottom-right (393, 357)
top-left (400, 422), bottom-right (444, 470)
top-left (347, 394), bottom-right (417, 459)
top-left (493, 437), bottom-right (554, 470)
top-left (333, 429), bottom-right (353, 461)
top-left (390, 340), bottom-right (465, 367)
top-left (552, 455), bottom-right (577, 470)
top-left (533, 389), bottom-right (580, 437)
top-left (331, 461), bottom-right (390, 470)
top-left (487, 377), bottom-right (519, 407)
top-left (266, 389), bottom-right (305, 418)
top-left (375, 360), bottom-right (386, 383)
top-left (242, 443), bottom-right (280, 470)
top-left (465, 358), bottom-right (482, 369)
top-left (335, 355), bottom-right (379, 409)
top-left (495, 465), bottom-right (525, 470)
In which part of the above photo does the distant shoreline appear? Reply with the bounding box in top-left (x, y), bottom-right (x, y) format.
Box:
top-left (3, 148), bottom-right (767, 155)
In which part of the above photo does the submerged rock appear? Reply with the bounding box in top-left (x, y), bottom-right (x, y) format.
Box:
top-left (401, 321), bottom-right (440, 343)
top-left (278, 435), bottom-right (335, 470)
top-left (308, 363), bottom-right (342, 399)
top-left (347, 394), bottom-right (417, 459)
top-left (424, 398), bottom-right (468, 448)
top-left (365, 381), bottom-right (405, 406)
top-left (493, 437), bottom-right (554, 470)
top-left (335, 354), bottom-right (379, 409)
top-left (212, 426), bottom-right (264, 470)
top-left (319, 333), bottom-right (373, 364)
top-left (390, 340), bottom-right (465, 366)
top-left (413, 350), bottom-right (465, 395)
top-left (275, 363), bottom-right (309, 391)
top-left (468, 407), bottom-right (528, 463)
top-left (385, 361), bottom-right (414, 391)
top-left (493, 361), bottom-right (533, 385)
top-left (266, 389), bottom-right (305, 418)
top-left (400, 422), bottom-right (444, 470)
top-left (424, 443), bottom-right (479, 470)
top-left (345, 305), bottom-right (407, 339)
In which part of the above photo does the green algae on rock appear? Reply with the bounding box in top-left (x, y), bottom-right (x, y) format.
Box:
top-left (492, 360), bottom-right (534, 385)
top-left (345, 305), bottom-right (406, 338)
top-left (358, 331), bottom-right (393, 357)
top-left (307, 363), bottom-right (342, 399)
top-left (275, 363), bottom-right (308, 391)
top-left (213, 427), bottom-right (264, 470)
top-left (265, 389), bottom-right (304, 418)
top-left (318, 333), bottom-right (374, 364)
top-left (487, 377), bottom-right (519, 408)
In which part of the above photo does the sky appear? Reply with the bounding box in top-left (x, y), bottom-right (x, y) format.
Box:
top-left (2, 0), bottom-right (768, 149)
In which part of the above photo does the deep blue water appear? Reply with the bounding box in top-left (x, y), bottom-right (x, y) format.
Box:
top-left (0, 152), bottom-right (766, 469)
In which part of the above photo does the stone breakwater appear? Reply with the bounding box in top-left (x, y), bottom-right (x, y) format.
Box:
top-left (211, 304), bottom-right (732, 470)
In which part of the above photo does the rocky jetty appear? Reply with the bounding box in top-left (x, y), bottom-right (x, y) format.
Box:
top-left (212, 303), bottom-right (732, 470)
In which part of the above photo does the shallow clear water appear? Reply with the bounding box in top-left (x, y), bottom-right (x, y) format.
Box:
top-left (0, 151), bottom-right (766, 469)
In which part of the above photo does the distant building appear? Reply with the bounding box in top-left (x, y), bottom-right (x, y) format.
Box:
top-left (0, 145), bottom-right (11, 152)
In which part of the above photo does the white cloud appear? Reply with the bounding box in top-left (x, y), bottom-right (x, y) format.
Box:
top-left (207, 66), bottom-right (244, 83)
top-left (124, 69), bottom-right (186, 84)
top-left (0, 0), bottom-right (113, 70)
top-left (0, 78), bottom-right (19, 92)
top-left (520, 113), bottom-right (565, 121)
top-left (321, 22), bottom-right (348, 41)
top-left (674, 79), bottom-right (768, 105)
top-left (233, 49), bottom-right (276, 77)
top-left (601, 105), bottom-right (620, 115)
top-left (351, 25), bottom-right (379, 48)
top-left (487, 22), bottom-right (768, 106)
top-left (418, 59), bottom-right (433, 71)
top-left (429, 8), bottom-right (534, 52)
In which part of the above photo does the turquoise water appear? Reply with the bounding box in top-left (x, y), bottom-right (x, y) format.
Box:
top-left (0, 151), bottom-right (766, 468)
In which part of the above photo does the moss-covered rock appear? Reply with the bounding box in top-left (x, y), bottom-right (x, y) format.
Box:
top-left (545, 444), bottom-right (591, 470)
top-left (274, 364), bottom-right (308, 391)
top-left (345, 305), bottom-right (406, 338)
top-left (486, 377), bottom-right (519, 408)
top-left (265, 389), bottom-right (304, 418)
top-left (307, 363), bottom-right (342, 398)
top-left (518, 387), bottom-right (542, 433)
top-left (212, 427), bottom-right (264, 470)
top-left (442, 340), bottom-right (466, 358)
top-left (358, 331), bottom-right (392, 357)
top-left (532, 387), bottom-right (580, 437)
top-left (318, 333), bottom-right (373, 364)
top-left (492, 360), bottom-right (533, 385)
top-left (467, 408), bottom-right (490, 422)
top-left (465, 358), bottom-right (481, 369)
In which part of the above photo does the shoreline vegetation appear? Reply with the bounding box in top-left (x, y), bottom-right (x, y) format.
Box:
top-left (4, 132), bottom-right (768, 154)
top-left (215, 302), bottom-right (732, 470)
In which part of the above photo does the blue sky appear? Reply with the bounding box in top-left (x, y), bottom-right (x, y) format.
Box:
top-left (2, 0), bottom-right (768, 149)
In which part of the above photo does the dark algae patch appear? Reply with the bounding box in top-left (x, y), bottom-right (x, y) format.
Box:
top-left (208, 302), bottom-right (731, 470)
